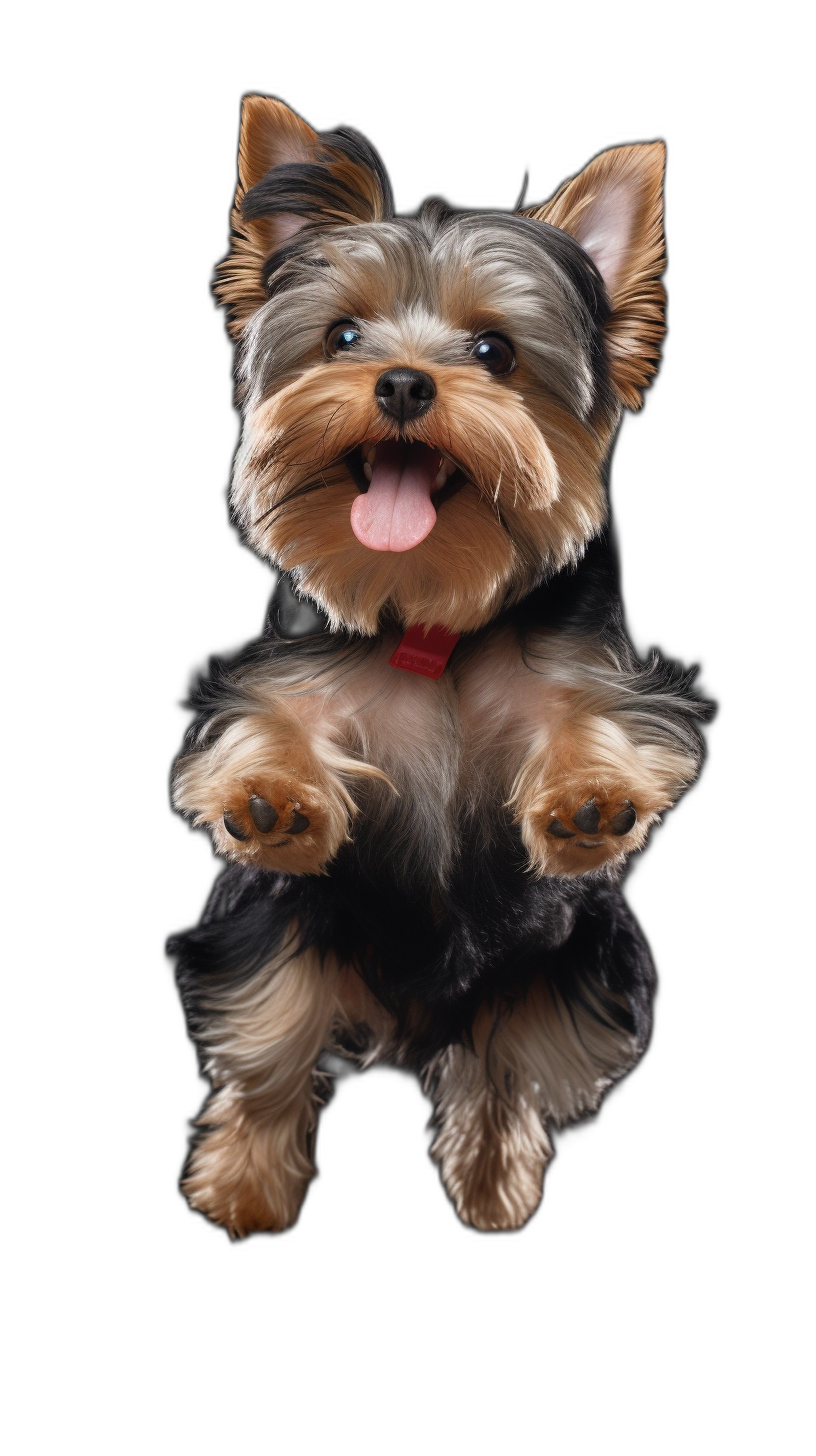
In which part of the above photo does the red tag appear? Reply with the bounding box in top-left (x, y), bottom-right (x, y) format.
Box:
top-left (389, 623), bottom-right (461, 679)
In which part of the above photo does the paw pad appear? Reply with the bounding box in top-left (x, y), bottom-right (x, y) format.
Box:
top-left (222, 812), bottom-right (250, 841)
top-left (547, 798), bottom-right (637, 842)
top-left (223, 794), bottom-right (311, 842)
top-left (248, 795), bottom-right (279, 833)
top-left (609, 803), bottom-right (637, 836)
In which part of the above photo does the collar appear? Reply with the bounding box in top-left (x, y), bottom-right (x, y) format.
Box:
top-left (389, 623), bottom-right (461, 679)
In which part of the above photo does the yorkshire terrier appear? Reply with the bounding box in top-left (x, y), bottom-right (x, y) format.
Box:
top-left (170, 95), bottom-right (712, 1235)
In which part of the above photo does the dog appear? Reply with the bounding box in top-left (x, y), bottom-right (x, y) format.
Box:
top-left (169, 95), bottom-right (713, 1235)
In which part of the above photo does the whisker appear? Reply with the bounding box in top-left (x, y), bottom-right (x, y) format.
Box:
top-left (318, 402), bottom-right (349, 463)
top-left (252, 478), bottom-right (330, 528)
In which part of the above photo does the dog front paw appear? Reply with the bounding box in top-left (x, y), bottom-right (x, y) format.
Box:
top-left (217, 774), bottom-right (340, 874)
top-left (174, 743), bottom-right (352, 875)
top-left (528, 788), bottom-right (649, 876)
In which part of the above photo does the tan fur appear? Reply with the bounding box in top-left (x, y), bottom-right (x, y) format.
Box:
top-left (513, 717), bottom-right (692, 877)
top-left (173, 658), bottom-right (392, 874)
top-left (238, 96), bottom-right (318, 189)
top-left (183, 919), bottom-right (638, 1235)
top-left (427, 979), bottom-right (636, 1230)
top-left (176, 624), bottom-right (696, 883)
top-left (183, 933), bottom-right (636, 1237)
top-left (184, 921), bottom-right (638, 1236)
top-left (429, 1042), bottom-right (551, 1231)
top-left (322, 149), bottom-right (386, 222)
top-left (335, 966), bottom-right (398, 1065)
top-left (215, 96), bottom-right (390, 338)
top-left (183, 934), bottom-right (349, 1236)
top-left (526, 142), bottom-right (666, 409)
top-left (454, 626), bottom-right (699, 873)
top-left (214, 98), bottom-right (318, 337)
top-left (505, 632), bottom-right (698, 876)
top-left (179, 113), bottom-right (697, 1236)
top-left (456, 627), bottom-right (699, 876)
top-left (234, 357), bottom-right (607, 634)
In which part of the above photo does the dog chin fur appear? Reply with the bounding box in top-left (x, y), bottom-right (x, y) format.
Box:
top-left (169, 95), bottom-right (713, 1236)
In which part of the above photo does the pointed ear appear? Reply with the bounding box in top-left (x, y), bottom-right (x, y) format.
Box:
top-left (238, 94), bottom-right (318, 192)
top-left (215, 95), bottom-right (392, 337)
top-left (215, 96), bottom-right (317, 336)
top-left (528, 143), bottom-right (666, 409)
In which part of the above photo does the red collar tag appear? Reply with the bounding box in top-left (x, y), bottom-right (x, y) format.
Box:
top-left (389, 623), bottom-right (461, 679)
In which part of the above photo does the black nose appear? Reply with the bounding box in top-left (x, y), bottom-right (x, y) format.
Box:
top-left (374, 368), bottom-right (436, 424)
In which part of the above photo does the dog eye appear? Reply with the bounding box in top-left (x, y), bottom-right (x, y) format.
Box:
top-left (326, 320), bottom-right (363, 356)
top-left (470, 333), bottom-right (515, 375)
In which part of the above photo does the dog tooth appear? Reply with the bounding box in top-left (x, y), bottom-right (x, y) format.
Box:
top-left (363, 461), bottom-right (373, 481)
top-left (435, 465), bottom-right (447, 487)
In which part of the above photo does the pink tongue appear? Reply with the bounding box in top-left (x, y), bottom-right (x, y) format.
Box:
top-left (351, 441), bottom-right (440, 552)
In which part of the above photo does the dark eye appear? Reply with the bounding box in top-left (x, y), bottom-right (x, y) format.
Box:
top-left (326, 320), bottom-right (362, 356)
top-left (470, 333), bottom-right (515, 375)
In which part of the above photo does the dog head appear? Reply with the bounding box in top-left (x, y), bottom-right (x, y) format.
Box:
top-left (218, 97), bottom-right (666, 634)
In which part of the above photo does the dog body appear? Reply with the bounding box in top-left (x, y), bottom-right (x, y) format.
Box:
top-left (170, 97), bottom-right (711, 1234)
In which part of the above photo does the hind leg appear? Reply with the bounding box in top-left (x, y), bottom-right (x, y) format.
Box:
top-left (427, 893), bottom-right (653, 1231)
top-left (427, 1035), bottom-right (552, 1231)
top-left (182, 929), bottom-right (343, 1237)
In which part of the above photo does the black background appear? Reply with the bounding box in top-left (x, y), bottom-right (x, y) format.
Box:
top-left (142, 70), bottom-right (746, 1298)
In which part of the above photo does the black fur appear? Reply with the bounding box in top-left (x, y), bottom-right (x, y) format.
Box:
top-left (171, 109), bottom-right (715, 1231)
top-left (243, 126), bottom-right (394, 227)
top-left (170, 532), bottom-right (711, 1066)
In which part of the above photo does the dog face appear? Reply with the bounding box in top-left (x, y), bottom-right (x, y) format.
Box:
top-left (219, 98), bottom-right (666, 634)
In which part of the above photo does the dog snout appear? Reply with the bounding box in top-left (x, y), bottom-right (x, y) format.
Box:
top-left (374, 368), bottom-right (436, 425)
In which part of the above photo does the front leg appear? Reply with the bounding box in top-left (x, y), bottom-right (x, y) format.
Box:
top-left (510, 636), bottom-right (712, 878)
top-left (173, 644), bottom-right (386, 875)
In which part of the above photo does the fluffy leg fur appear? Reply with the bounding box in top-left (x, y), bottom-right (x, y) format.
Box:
top-left (427, 989), bottom-right (638, 1231)
top-left (507, 633), bottom-right (707, 877)
top-left (428, 1035), bottom-right (552, 1232)
top-left (182, 930), bottom-right (344, 1236)
top-left (173, 657), bottom-right (389, 876)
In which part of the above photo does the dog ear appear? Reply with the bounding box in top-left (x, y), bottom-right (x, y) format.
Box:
top-left (237, 94), bottom-right (318, 193)
top-left (216, 95), bottom-right (392, 337)
top-left (528, 143), bottom-right (666, 409)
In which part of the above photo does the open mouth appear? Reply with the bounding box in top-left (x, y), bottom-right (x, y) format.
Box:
top-left (346, 440), bottom-right (466, 552)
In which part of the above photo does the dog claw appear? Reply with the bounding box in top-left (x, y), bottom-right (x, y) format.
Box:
top-left (610, 802), bottom-right (637, 836)
top-left (287, 810), bottom-right (310, 835)
top-left (223, 812), bottom-right (249, 841)
top-left (572, 799), bottom-right (601, 834)
top-left (547, 818), bottom-right (575, 839)
top-left (248, 794), bottom-right (279, 833)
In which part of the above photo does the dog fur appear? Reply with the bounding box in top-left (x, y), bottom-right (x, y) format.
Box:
top-left (169, 96), bottom-right (713, 1235)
